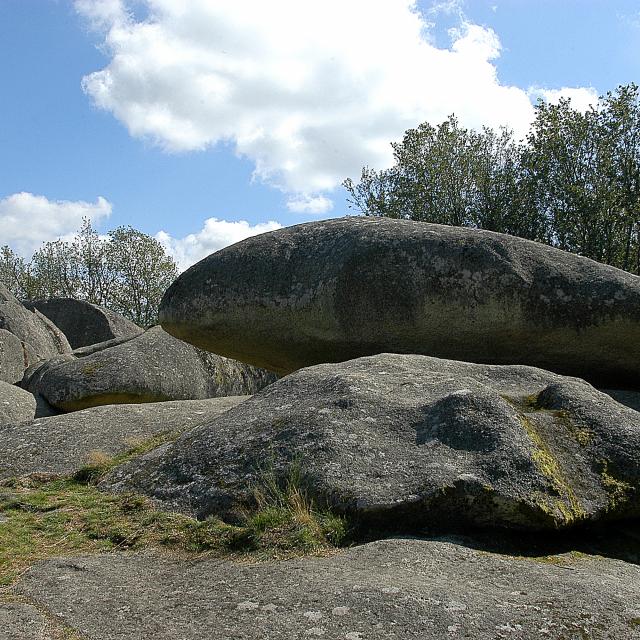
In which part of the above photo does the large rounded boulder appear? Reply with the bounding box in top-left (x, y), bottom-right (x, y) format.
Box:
top-left (23, 326), bottom-right (276, 412)
top-left (103, 353), bottom-right (640, 532)
top-left (25, 298), bottom-right (143, 349)
top-left (0, 328), bottom-right (36, 384)
top-left (159, 217), bottom-right (640, 385)
top-left (0, 285), bottom-right (71, 368)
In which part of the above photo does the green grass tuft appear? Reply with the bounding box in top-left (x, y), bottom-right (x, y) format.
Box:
top-left (0, 453), bottom-right (349, 587)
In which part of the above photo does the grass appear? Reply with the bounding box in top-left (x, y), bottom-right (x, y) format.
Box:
top-left (71, 432), bottom-right (179, 483)
top-left (0, 451), bottom-right (348, 588)
top-left (247, 457), bottom-right (347, 551)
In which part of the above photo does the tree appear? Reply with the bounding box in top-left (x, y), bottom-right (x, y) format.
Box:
top-left (0, 245), bottom-right (29, 298)
top-left (344, 116), bottom-right (529, 237)
top-left (0, 221), bottom-right (179, 327)
top-left (106, 226), bottom-right (178, 327)
top-left (601, 83), bottom-right (640, 272)
top-left (344, 84), bottom-right (640, 275)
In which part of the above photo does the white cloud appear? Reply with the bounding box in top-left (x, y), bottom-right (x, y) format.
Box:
top-left (286, 195), bottom-right (334, 215)
top-left (155, 217), bottom-right (283, 270)
top-left (528, 86), bottom-right (600, 112)
top-left (75, 0), bottom-right (128, 29)
top-left (75, 0), bottom-right (594, 203)
top-left (0, 192), bottom-right (112, 257)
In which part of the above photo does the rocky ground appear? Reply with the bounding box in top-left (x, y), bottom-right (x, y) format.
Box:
top-left (1, 217), bottom-right (639, 639)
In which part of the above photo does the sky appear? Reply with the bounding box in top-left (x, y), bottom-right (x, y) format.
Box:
top-left (1, 0), bottom-right (639, 270)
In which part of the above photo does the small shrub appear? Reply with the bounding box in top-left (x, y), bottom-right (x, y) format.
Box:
top-left (73, 450), bottom-right (114, 484)
top-left (245, 458), bottom-right (349, 552)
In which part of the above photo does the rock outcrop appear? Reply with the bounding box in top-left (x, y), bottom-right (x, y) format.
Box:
top-left (104, 353), bottom-right (640, 531)
top-left (0, 380), bottom-right (36, 425)
top-left (0, 328), bottom-right (35, 384)
top-left (0, 285), bottom-right (70, 377)
top-left (17, 538), bottom-right (640, 639)
top-left (25, 298), bottom-right (143, 349)
top-left (0, 396), bottom-right (248, 478)
top-left (159, 217), bottom-right (640, 385)
top-left (23, 326), bottom-right (276, 412)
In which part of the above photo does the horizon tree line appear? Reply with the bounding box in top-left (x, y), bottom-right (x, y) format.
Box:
top-left (344, 83), bottom-right (640, 275)
top-left (1, 220), bottom-right (178, 327)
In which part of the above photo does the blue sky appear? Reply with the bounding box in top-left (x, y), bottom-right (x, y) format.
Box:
top-left (1, 0), bottom-right (639, 268)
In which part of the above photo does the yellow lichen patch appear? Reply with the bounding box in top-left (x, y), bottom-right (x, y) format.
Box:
top-left (600, 460), bottom-right (633, 511)
top-left (519, 415), bottom-right (586, 527)
top-left (552, 410), bottom-right (593, 447)
top-left (81, 361), bottom-right (107, 376)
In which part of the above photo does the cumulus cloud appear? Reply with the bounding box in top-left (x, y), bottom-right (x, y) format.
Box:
top-left (75, 0), bottom-right (128, 29)
top-left (0, 192), bottom-right (112, 257)
top-left (528, 86), bottom-right (600, 112)
top-left (75, 0), bottom-right (594, 209)
top-left (286, 195), bottom-right (333, 215)
top-left (155, 217), bottom-right (282, 270)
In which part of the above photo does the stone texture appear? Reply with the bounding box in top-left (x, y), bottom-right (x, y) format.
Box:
top-left (22, 326), bottom-right (277, 412)
top-left (26, 298), bottom-right (143, 349)
top-left (159, 217), bottom-right (640, 385)
top-left (0, 396), bottom-right (248, 479)
top-left (0, 380), bottom-right (36, 426)
top-left (0, 284), bottom-right (71, 359)
top-left (104, 353), bottom-right (640, 531)
top-left (0, 602), bottom-right (55, 640)
top-left (0, 328), bottom-right (35, 384)
top-left (17, 538), bottom-right (640, 639)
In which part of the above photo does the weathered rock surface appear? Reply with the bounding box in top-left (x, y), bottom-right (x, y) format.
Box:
top-left (0, 396), bottom-right (248, 479)
top-left (22, 326), bottom-right (276, 412)
top-left (0, 602), bottom-right (56, 640)
top-left (25, 298), bottom-right (143, 349)
top-left (17, 538), bottom-right (640, 639)
top-left (159, 217), bottom-right (640, 385)
top-left (0, 328), bottom-right (35, 384)
top-left (605, 389), bottom-right (640, 413)
top-left (0, 381), bottom-right (36, 425)
top-left (0, 285), bottom-right (70, 376)
top-left (105, 354), bottom-right (640, 531)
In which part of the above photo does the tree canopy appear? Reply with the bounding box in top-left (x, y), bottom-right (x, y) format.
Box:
top-left (1, 220), bottom-right (178, 327)
top-left (344, 83), bottom-right (640, 275)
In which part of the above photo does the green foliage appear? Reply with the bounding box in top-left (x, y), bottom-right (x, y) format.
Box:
top-left (245, 457), bottom-right (348, 552)
top-left (0, 455), bottom-right (348, 587)
top-left (0, 219), bottom-right (178, 327)
top-left (344, 84), bottom-right (640, 274)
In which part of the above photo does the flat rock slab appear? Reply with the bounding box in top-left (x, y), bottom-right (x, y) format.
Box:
top-left (0, 602), bottom-right (56, 640)
top-left (104, 353), bottom-right (640, 532)
top-left (18, 538), bottom-right (640, 639)
top-left (0, 381), bottom-right (35, 426)
top-left (23, 326), bottom-right (276, 412)
top-left (0, 396), bottom-right (248, 479)
top-left (159, 216), bottom-right (640, 386)
top-left (26, 298), bottom-right (143, 349)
